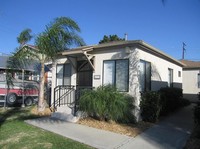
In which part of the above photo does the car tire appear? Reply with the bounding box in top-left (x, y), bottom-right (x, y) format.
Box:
top-left (25, 97), bottom-right (33, 106)
top-left (7, 93), bottom-right (17, 106)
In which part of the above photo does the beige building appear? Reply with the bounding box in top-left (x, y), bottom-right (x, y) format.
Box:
top-left (51, 40), bottom-right (184, 120)
top-left (180, 60), bottom-right (200, 102)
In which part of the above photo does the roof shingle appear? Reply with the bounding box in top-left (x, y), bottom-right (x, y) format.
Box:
top-left (180, 59), bottom-right (200, 69)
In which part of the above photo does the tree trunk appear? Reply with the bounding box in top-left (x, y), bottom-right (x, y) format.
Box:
top-left (38, 62), bottom-right (45, 112)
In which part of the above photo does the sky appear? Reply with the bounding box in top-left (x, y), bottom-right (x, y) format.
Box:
top-left (0, 0), bottom-right (200, 60)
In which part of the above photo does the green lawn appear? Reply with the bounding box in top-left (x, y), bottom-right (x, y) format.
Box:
top-left (0, 107), bottom-right (92, 149)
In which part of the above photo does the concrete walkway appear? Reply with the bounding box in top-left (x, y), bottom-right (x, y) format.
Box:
top-left (25, 104), bottom-right (194, 149)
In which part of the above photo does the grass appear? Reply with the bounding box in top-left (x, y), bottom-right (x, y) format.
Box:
top-left (0, 106), bottom-right (92, 149)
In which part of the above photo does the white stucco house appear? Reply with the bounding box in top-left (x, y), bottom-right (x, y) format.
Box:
top-left (50, 40), bottom-right (184, 121)
top-left (180, 60), bottom-right (200, 102)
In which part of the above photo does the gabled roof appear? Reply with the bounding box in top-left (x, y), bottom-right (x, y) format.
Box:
top-left (0, 55), bottom-right (37, 72)
top-left (61, 40), bottom-right (184, 67)
top-left (0, 55), bottom-right (9, 69)
top-left (180, 59), bottom-right (200, 70)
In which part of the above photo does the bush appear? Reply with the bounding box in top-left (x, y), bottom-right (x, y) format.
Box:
top-left (180, 98), bottom-right (191, 107)
top-left (140, 91), bottom-right (161, 122)
top-left (194, 105), bottom-right (200, 125)
top-left (159, 87), bottom-right (183, 115)
top-left (79, 85), bottom-right (136, 123)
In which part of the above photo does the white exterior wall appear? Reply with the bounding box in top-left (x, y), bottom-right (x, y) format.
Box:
top-left (92, 48), bottom-right (130, 88)
top-left (92, 47), bottom-right (139, 102)
top-left (138, 49), bottom-right (182, 90)
top-left (182, 69), bottom-right (200, 101)
top-left (183, 70), bottom-right (200, 93)
top-left (92, 47), bottom-right (182, 93)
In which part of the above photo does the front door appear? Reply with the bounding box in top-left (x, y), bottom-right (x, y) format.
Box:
top-left (77, 60), bottom-right (93, 88)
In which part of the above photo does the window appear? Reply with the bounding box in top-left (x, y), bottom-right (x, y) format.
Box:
top-left (168, 68), bottom-right (173, 87)
top-left (103, 59), bottom-right (129, 92)
top-left (198, 74), bottom-right (200, 88)
top-left (139, 60), bottom-right (151, 92)
top-left (178, 71), bottom-right (181, 77)
top-left (0, 73), bottom-right (6, 82)
top-left (56, 63), bottom-right (71, 86)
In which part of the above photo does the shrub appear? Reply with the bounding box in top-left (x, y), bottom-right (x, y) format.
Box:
top-left (79, 85), bottom-right (136, 123)
top-left (180, 98), bottom-right (191, 107)
top-left (159, 87), bottom-right (183, 115)
top-left (194, 105), bottom-right (200, 125)
top-left (140, 91), bottom-right (161, 122)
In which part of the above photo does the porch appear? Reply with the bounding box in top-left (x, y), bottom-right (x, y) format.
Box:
top-left (50, 47), bottom-right (95, 120)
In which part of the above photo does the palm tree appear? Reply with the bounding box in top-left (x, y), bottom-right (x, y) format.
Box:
top-left (17, 29), bottom-right (32, 45)
top-left (8, 17), bottom-right (85, 111)
top-left (6, 29), bottom-right (33, 87)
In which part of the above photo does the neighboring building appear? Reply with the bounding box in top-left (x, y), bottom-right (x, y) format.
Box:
top-left (180, 60), bottom-right (200, 102)
top-left (0, 54), bottom-right (10, 73)
top-left (0, 55), bottom-right (39, 81)
top-left (51, 40), bottom-right (184, 120)
top-left (0, 55), bottom-right (40, 106)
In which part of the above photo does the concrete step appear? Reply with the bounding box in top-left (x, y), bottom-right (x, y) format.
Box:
top-left (51, 105), bottom-right (79, 123)
top-left (56, 106), bottom-right (72, 114)
top-left (51, 112), bottom-right (79, 123)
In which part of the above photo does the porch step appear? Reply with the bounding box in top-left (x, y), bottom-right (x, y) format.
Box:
top-left (56, 106), bottom-right (72, 114)
top-left (51, 112), bottom-right (79, 123)
top-left (51, 106), bottom-right (79, 123)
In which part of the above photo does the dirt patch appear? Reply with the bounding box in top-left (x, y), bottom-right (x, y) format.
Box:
top-left (78, 117), bottom-right (152, 137)
top-left (31, 106), bottom-right (52, 116)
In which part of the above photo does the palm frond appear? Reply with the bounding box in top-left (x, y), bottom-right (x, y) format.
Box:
top-left (17, 28), bottom-right (32, 45)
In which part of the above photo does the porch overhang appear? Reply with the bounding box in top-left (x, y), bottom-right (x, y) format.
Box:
top-left (61, 47), bottom-right (95, 71)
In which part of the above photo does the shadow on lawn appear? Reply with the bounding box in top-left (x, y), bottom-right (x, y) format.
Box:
top-left (0, 107), bottom-right (65, 127)
top-left (0, 107), bottom-right (41, 127)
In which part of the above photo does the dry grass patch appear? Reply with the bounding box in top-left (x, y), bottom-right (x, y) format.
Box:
top-left (37, 142), bottom-right (53, 149)
top-left (78, 117), bottom-right (153, 137)
top-left (30, 106), bottom-right (52, 116)
top-left (0, 132), bottom-right (29, 145)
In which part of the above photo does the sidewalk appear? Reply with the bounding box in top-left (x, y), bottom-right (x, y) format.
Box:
top-left (25, 104), bottom-right (194, 149)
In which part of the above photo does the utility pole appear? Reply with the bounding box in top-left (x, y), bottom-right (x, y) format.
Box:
top-left (182, 42), bottom-right (186, 59)
top-left (21, 69), bottom-right (25, 107)
top-left (4, 73), bottom-right (7, 109)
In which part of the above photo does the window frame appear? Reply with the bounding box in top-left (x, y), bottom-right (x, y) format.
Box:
top-left (139, 60), bottom-right (151, 92)
top-left (56, 63), bottom-right (71, 86)
top-left (103, 59), bottom-right (129, 92)
top-left (178, 71), bottom-right (181, 77)
top-left (168, 68), bottom-right (173, 87)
